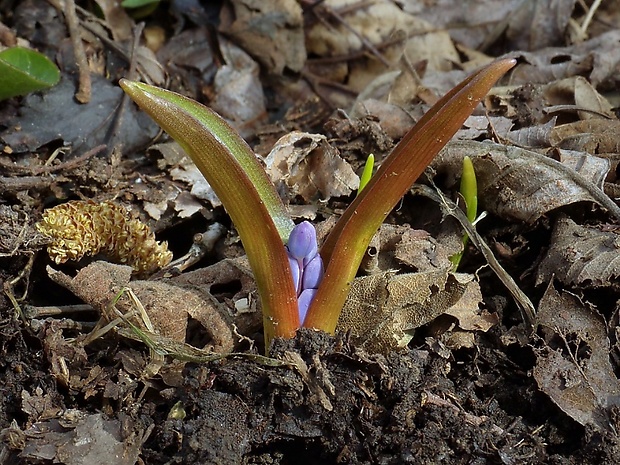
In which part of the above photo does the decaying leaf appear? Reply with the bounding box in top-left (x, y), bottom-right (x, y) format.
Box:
top-left (18, 413), bottom-right (141, 465)
top-left (264, 131), bottom-right (359, 202)
top-left (533, 282), bottom-right (620, 432)
top-left (151, 141), bottom-right (222, 208)
top-left (434, 140), bottom-right (617, 224)
top-left (550, 119), bottom-right (620, 154)
top-left (444, 281), bottom-right (497, 333)
top-left (224, 0), bottom-right (306, 74)
top-left (37, 200), bottom-right (172, 274)
top-left (0, 75), bottom-right (158, 154)
top-left (211, 37), bottom-right (267, 137)
top-left (337, 270), bottom-right (476, 353)
top-left (361, 223), bottom-right (460, 275)
top-left (46, 261), bottom-right (236, 353)
top-left (536, 215), bottom-right (620, 291)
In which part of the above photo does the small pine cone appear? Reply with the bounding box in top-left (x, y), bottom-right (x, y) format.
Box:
top-left (36, 200), bottom-right (173, 274)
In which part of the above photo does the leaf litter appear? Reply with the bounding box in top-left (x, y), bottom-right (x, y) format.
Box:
top-left (2, 0), bottom-right (620, 463)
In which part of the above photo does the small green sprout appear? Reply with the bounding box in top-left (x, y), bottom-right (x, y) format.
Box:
top-left (120, 58), bottom-right (515, 348)
top-left (451, 156), bottom-right (478, 270)
top-left (358, 153), bottom-right (375, 194)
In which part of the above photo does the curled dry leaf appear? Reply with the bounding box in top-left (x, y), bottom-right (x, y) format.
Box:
top-left (534, 281), bottom-right (620, 432)
top-left (536, 215), bottom-right (620, 291)
top-left (47, 261), bottom-right (236, 353)
top-left (544, 76), bottom-right (615, 120)
top-left (434, 140), bottom-right (614, 224)
top-left (264, 131), bottom-right (359, 202)
top-left (337, 270), bottom-right (476, 354)
top-left (506, 118), bottom-right (555, 149)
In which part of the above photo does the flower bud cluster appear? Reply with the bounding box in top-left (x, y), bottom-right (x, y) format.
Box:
top-left (286, 221), bottom-right (324, 323)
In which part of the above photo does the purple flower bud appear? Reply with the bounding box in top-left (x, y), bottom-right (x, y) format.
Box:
top-left (298, 288), bottom-right (317, 324)
top-left (286, 221), bottom-right (317, 262)
top-left (288, 256), bottom-right (301, 294)
top-left (301, 254), bottom-right (323, 291)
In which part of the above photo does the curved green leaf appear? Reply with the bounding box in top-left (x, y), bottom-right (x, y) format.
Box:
top-left (120, 80), bottom-right (298, 345)
top-left (0, 47), bottom-right (60, 101)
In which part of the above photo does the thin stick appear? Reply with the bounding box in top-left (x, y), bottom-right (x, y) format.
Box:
top-left (410, 183), bottom-right (536, 329)
top-left (64, 0), bottom-right (91, 103)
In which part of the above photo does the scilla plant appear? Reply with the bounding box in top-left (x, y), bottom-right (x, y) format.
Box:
top-left (120, 58), bottom-right (515, 349)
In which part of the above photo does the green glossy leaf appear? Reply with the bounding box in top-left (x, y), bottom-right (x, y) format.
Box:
top-left (0, 47), bottom-right (60, 101)
top-left (121, 0), bottom-right (160, 18)
top-left (121, 0), bottom-right (159, 7)
top-left (303, 59), bottom-right (516, 332)
top-left (120, 80), bottom-right (298, 345)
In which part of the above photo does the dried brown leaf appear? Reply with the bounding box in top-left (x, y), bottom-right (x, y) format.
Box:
top-left (444, 281), bottom-right (497, 332)
top-left (434, 140), bottom-right (615, 224)
top-left (47, 261), bottom-right (236, 353)
top-left (550, 119), bottom-right (620, 153)
top-left (337, 270), bottom-right (473, 353)
top-left (211, 37), bottom-right (267, 137)
top-left (360, 223), bottom-right (459, 275)
top-left (536, 215), bottom-right (620, 291)
top-left (264, 131), bottom-right (359, 202)
top-left (224, 0), bottom-right (306, 74)
top-left (534, 282), bottom-right (620, 432)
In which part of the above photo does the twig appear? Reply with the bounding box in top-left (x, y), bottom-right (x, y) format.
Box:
top-left (410, 183), bottom-right (536, 329)
top-left (63, 0), bottom-right (91, 103)
top-left (104, 23), bottom-right (145, 154)
top-left (579, 0), bottom-right (603, 37)
top-left (0, 144), bottom-right (105, 175)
